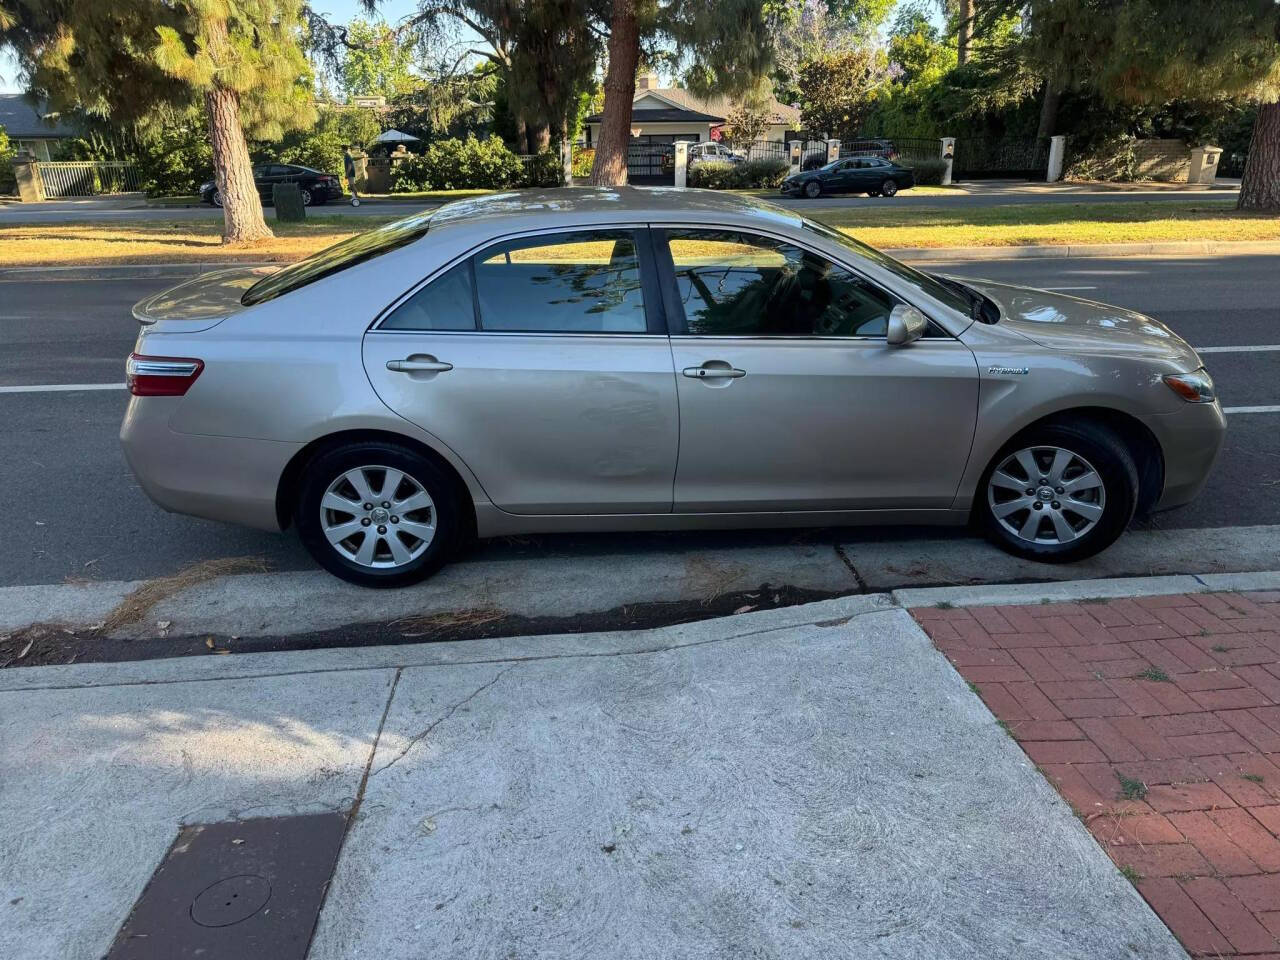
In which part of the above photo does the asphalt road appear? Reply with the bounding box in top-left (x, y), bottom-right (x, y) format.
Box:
top-left (0, 180), bottom-right (1242, 223)
top-left (1, 253), bottom-right (1277, 588)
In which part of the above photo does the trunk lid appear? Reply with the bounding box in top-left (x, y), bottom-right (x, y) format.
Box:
top-left (132, 266), bottom-right (279, 332)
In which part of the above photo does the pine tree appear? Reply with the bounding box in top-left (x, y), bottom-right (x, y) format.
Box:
top-left (2, 0), bottom-right (318, 242)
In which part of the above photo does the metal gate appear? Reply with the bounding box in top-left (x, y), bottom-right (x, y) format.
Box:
top-left (952, 139), bottom-right (1050, 180)
top-left (626, 138), bottom-right (675, 185)
top-left (34, 161), bottom-right (142, 197)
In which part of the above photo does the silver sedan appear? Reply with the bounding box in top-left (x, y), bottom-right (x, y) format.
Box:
top-left (121, 189), bottom-right (1225, 587)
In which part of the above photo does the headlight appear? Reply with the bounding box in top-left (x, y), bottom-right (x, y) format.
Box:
top-left (1163, 369), bottom-right (1216, 403)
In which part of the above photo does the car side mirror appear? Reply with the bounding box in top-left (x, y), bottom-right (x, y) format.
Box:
top-left (887, 304), bottom-right (928, 346)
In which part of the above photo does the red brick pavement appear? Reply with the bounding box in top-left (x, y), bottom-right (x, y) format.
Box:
top-left (913, 590), bottom-right (1280, 958)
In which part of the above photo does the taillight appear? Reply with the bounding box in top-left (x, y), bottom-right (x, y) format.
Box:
top-left (127, 354), bottom-right (204, 396)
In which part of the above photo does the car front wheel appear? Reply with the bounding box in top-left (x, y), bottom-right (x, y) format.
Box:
top-left (294, 442), bottom-right (461, 587)
top-left (978, 421), bottom-right (1138, 563)
top-left (881, 179), bottom-right (898, 197)
top-left (299, 188), bottom-right (313, 206)
top-left (211, 190), bottom-right (223, 207)
top-left (804, 180), bottom-right (822, 199)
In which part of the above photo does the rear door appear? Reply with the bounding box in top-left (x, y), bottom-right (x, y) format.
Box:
top-left (657, 226), bottom-right (979, 512)
top-left (363, 227), bottom-right (680, 515)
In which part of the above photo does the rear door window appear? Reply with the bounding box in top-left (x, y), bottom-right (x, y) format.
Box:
top-left (381, 260), bottom-right (476, 330)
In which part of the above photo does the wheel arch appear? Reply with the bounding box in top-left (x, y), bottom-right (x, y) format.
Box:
top-left (275, 428), bottom-right (478, 538)
top-left (971, 406), bottom-right (1165, 518)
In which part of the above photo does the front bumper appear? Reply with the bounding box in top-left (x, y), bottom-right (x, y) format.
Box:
top-left (120, 395), bottom-right (301, 532)
top-left (1146, 401), bottom-right (1228, 511)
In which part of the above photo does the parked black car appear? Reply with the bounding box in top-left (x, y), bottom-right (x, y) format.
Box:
top-left (199, 163), bottom-right (345, 207)
top-left (781, 156), bottom-right (916, 199)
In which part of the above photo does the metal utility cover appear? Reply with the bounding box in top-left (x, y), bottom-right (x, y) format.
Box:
top-left (105, 812), bottom-right (347, 960)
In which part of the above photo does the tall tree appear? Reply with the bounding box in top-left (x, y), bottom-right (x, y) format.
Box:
top-left (591, 0), bottom-right (776, 184)
top-left (339, 18), bottom-right (421, 99)
top-left (797, 47), bottom-right (888, 138)
top-left (1013, 0), bottom-right (1280, 209)
top-left (2, 0), bottom-right (317, 242)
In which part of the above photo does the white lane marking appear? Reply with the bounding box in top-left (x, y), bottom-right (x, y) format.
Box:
top-left (1198, 344), bottom-right (1280, 354)
top-left (1042, 285), bottom-right (1098, 291)
top-left (1223, 405), bottom-right (1280, 415)
top-left (0, 382), bottom-right (123, 394)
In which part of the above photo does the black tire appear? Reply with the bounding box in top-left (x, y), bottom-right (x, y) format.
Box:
top-left (294, 441), bottom-right (462, 587)
top-left (211, 189), bottom-right (223, 207)
top-left (804, 180), bottom-right (822, 199)
top-left (299, 188), bottom-right (313, 207)
top-left (977, 421), bottom-right (1138, 564)
top-left (881, 179), bottom-right (898, 197)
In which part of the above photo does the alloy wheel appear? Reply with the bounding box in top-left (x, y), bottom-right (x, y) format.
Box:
top-left (986, 445), bottom-right (1106, 545)
top-left (300, 188), bottom-right (313, 206)
top-left (882, 179), bottom-right (898, 197)
top-left (212, 190), bottom-right (223, 207)
top-left (320, 465), bottom-right (436, 569)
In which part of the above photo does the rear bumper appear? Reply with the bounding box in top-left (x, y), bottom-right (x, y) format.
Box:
top-left (1146, 401), bottom-right (1227, 511)
top-left (120, 396), bottom-right (300, 532)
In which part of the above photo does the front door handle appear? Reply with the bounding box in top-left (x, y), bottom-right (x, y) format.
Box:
top-left (682, 363), bottom-right (746, 380)
top-left (387, 357), bottom-right (453, 373)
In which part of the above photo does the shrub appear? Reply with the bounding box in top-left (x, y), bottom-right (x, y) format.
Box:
top-left (0, 124), bottom-right (14, 195)
top-left (688, 157), bottom-right (789, 190)
top-left (519, 151), bottom-right (563, 187)
top-left (571, 146), bottom-right (594, 179)
top-left (390, 135), bottom-right (525, 191)
top-left (907, 157), bottom-right (948, 185)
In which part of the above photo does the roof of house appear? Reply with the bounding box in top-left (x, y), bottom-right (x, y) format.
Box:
top-left (584, 87), bottom-right (801, 127)
top-left (0, 94), bottom-right (77, 139)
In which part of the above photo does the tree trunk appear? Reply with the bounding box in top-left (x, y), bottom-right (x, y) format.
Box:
top-left (1238, 100), bottom-right (1280, 212)
top-left (956, 0), bottom-right (974, 65)
top-left (589, 0), bottom-right (639, 186)
top-left (529, 122), bottom-right (552, 153)
top-left (204, 86), bottom-right (271, 243)
top-left (1036, 83), bottom-right (1061, 139)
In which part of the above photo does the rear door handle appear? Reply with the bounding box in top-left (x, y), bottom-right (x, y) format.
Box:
top-left (682, 363), bottom-right (746, 380)
top-left (387, 358), bottom-right (453, 373)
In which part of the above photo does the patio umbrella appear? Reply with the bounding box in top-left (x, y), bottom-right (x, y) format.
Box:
top-left (370, 129), bottom-right (421, 145)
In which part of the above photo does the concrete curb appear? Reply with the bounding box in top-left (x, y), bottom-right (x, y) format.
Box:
top-left (894, 569), bottom-right (1280, 609)
top-left (5, 239), bottom-right (1280, 282)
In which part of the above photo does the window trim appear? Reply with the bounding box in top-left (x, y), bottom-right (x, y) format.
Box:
top-left (371, 224), bottom-right (669, 337)
top-left (652, 224), bottom-right (933, 341)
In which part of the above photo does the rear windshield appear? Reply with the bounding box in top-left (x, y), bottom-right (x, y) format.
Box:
top-left (241, 211), bottom-right (434, 306)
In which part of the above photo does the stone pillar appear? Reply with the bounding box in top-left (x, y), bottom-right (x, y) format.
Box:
top-left (939, 137), bottom-right (956, 186)
top-left (789, 139), bottom-right (802, 175)
top-left (13, 152), bottom-right (45, 202)
top-left (1046, 135), bottom-right (1067, 182)
top-left (1188, 145), bottom-right (1223, 185)
top-left (673, 141), bottom-right (690, 188)
top-left (826, 138), bottom-right (841, 164)
top-left (561, 140), bottom-right (574, 185)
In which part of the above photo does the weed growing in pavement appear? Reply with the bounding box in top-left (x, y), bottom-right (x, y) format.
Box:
top-left (1080, 596), bottom-right (1109, 605)
top-left (1211, 644), bottom-right (1230, 653)
top-left (1117, 774), bottom-right (1148, 801)
top-left (935, 600), bottom-right (955, 610)
top-left (996, 719), bottom-right (1014, 738)
top-left (1242, 773), bottom-right (1265, 784)
top-left (1119, 865), bottom-right (1143, 884)
top-left (1135, 665), bottom-right (1172, 683)
top-left (966, 681), bottom-right (980, 694)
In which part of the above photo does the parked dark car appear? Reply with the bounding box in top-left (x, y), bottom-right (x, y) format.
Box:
top-left (199, 163), bottom-right (345, 207)
top-left (781, 157), bottom-right (916, 199)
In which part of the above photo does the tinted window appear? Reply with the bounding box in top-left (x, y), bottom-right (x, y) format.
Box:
top-left (242, 211), bottom-right (433, 305)
top-left (382, 260), bottom-right (475, 330)
top-left (666, 230), bottom-right (900, 337)
top-left (474, 230), bottom-right (647, 333)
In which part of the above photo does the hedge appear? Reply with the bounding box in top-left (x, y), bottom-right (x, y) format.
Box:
top-left (907, 158), bottom-right (948, 186)
top-left (688, 158), bottom-right (790, 189)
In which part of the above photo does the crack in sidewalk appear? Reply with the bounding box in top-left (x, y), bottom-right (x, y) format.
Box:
top-left (370, 664), bottom-right (518, 778)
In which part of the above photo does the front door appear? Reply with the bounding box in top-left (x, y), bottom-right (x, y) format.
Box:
top-left (363, 227), bottom-right (679, 515)
top-left (657, 227), bottom-right (980, 512)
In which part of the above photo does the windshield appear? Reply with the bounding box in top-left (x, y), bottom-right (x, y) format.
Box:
top-left (802, 218), bottom-right (978, 318)
top-left (241, 211), bottom-right (433, 306)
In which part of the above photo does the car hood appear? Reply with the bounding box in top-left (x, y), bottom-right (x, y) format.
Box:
top-left (957, 278), bottom-right (1203, 368)
top-left (132, 266), bottom-right (278, 332)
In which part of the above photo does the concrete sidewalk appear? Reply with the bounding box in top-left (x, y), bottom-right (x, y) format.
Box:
top-left (1, 591), bottom-right (1186, 960)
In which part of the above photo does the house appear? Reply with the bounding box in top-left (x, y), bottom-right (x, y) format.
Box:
top-left (581, 73), bottom-right (800, 149)
top-left (0, 94), bottom-right (77, 162)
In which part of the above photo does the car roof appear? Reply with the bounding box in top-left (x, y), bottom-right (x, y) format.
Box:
top-left (426, 186), bottom-right (803, 236)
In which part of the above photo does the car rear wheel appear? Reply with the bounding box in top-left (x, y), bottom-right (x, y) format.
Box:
top-left (299, 188), bottom-right (313, 206)
top-left (295, 442), bottom-right (461, 587)
top-left (804, 180), bottom-right (822, 199)
top-left (881, 179), bottom-right (898, 197)
top-left (211, 190), bottom-right (223, 207)
top-left (977, 421), bottom-right (1138, 563)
